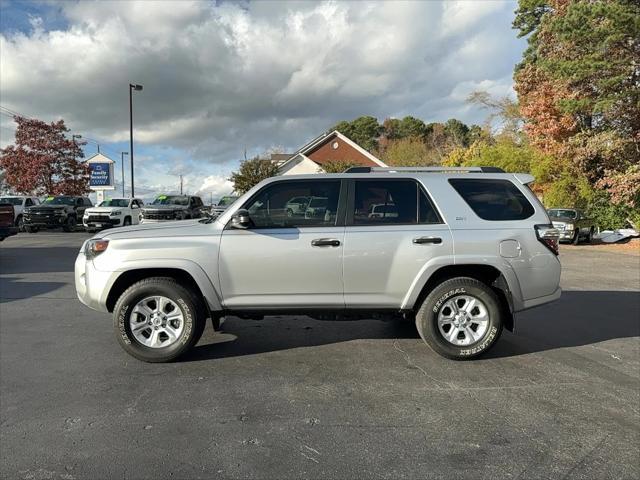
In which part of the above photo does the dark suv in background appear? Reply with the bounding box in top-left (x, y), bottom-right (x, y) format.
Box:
top-left (24, 195), bottom-right (93, 232)
top-left (141, 195), bottom-right (205, 223)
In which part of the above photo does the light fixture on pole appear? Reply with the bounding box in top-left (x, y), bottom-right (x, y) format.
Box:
top-left (121, 152), bottom-right (129, 197)
top-left (129, 83), bottom-right (143, 197)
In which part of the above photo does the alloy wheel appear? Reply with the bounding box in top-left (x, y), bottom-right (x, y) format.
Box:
top-left (129, 296), bottom-right (185, 348)
top-left (437, 294), bottom-right (489, 346)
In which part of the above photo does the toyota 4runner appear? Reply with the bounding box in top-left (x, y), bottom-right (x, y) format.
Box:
top-left (75, 167), bottom-right (561, 363)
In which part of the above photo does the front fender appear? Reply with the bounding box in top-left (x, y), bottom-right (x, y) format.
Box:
top-left (109, 258), bottom-right (222, 311)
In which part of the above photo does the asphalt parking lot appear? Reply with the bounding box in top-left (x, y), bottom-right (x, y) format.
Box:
top-left (1, 232), bottom-right (639, 479)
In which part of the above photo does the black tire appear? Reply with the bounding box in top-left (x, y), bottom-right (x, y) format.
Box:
top-left (25, 225), bottom-right (39, 233)
top-left (123, 217), bottom-right (132, 226)
top-left (113, 277), bottom-right (207, 362)
top-left (572, 229), bottom-right (580, 245)
top-left (415, 277), bottom-right (503, 360)
top-left (62, 216), bottom-right (76, 232)
top-left (586, 227), bottom-right (594, 244)
top-left (16, 215), bottom-right (24, 232)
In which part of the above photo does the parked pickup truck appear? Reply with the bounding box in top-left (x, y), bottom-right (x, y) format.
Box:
top-left (0, 195), bottom-right (40, 231)
top-left (83, 198), bottom-right (144, 232)
top-left (141, 195), bottom-right (205, 223)
top-left (76, 167), bottom-right (561, 363)
top-left (209, 195), bottom-right (239, 218)
top-left (547, 208), bottom-right (595, 244)
top-left (24, 195), bottom-right (93, 232)
top-left (0, 203), bottom-right (18, 241)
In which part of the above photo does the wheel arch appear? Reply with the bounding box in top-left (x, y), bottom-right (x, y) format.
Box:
top-left (407, 264), bottom-right (515, 332)
top-left (105, 267), bottom-right (220, 314)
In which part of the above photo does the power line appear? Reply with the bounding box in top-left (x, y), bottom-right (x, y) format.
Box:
top-left (0, 104), bottom-right (121, 158)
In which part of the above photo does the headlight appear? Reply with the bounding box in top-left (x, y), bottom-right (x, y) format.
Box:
top-left (84, 239), bottom-right (109, 258)
top-left (565, 223), bottom-right (574, 230)
top-left (55, 210), bottom-right (65, 216)
top-left (110, 210), bottom-right (122, 216)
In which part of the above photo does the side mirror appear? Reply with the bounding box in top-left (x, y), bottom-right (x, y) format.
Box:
top-left (231, 209), bottom-right (252, 229)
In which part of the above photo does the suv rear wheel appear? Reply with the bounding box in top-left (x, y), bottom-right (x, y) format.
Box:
top-left (415, 277), bottom-right (503, 360)
top-left (62, 216), bottom-right (76, 232)
top-left (113, 277), bottom-right (206, 362)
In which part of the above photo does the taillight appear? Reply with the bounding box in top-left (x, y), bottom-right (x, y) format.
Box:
top-left (535, 224), bottom-right (560, 255)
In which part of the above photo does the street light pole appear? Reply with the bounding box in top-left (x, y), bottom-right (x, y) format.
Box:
top-left (129, 83), bottom-right (143, 198)
top-left (121, 152), bottom-right (129, 197)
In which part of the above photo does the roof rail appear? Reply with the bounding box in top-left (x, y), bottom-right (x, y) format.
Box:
top-left (343, 166), bottom-right (505, 174)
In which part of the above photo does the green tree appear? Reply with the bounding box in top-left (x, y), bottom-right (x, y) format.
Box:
top-left (444, 119), bottom-right (470, 147)
top-left (332, 116), bottom-right (380, 152)
top-left (229, 156), bottom-right (279, 194)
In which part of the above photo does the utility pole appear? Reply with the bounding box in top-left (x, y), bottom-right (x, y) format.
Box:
top-left (179, 175), bottom-right (183, 195)
top-left (129, 83), bottom-right (143, 197)
top-left (121, 152), bottom-right (129, 197)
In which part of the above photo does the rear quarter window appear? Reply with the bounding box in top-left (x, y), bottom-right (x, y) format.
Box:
top-left (448, 179), bottom-right (535, 221)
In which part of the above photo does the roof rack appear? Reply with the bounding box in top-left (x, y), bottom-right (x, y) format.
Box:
top-left (343, 166), bottom-right (505, 174)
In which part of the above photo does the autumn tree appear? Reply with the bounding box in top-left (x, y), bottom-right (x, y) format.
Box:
top-left (513, 0), bottom-right (640, 220)
top-left (382, 137), bottom-right (437, 167)
top-left (0, 116), bottom-right (88, 195)
top-left (230, 156), bottom-right (280, 194)
top-left (321, 159), bottom-right (359, 173)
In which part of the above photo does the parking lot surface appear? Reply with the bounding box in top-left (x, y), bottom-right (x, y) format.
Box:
top-left (1, 232), bottom-right (639, 479)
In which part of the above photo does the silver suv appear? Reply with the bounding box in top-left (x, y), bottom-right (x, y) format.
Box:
top-left (75, 167), bottom-right (561, 362)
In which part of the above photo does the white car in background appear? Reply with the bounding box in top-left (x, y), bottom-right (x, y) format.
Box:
top-left (83, 198), bottom-right (144, 232)
top-left (0, 195), bottom-right (40, 231)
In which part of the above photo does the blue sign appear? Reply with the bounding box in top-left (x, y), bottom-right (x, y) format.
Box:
top-left (89, 162), bottom-right (112, 187)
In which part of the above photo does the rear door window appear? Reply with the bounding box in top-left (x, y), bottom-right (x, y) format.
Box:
top-left (449, 179), bottom-right (534, 221)
top-left (350, 180), bottom-right (442, 225)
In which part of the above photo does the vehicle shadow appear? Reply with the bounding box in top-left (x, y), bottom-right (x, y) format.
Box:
top-left (0, 276), bottom-right (66, 303)
top-left (184, 316), bottom-right (420, 362)
top-left (485, 290), bottom-right (640, 359)
top-left (0, 247), bottom-right (79, 274)
top-left (183, 291), bottom-right (639, 362)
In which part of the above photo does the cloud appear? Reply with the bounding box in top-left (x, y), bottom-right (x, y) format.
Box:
top-left (1, 0), bottom-right (526, 190)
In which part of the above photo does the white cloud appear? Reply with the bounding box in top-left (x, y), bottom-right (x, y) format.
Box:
top-left (0, 0), bottom-right (525, 170)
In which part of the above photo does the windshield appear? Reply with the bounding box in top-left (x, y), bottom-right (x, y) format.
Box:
top-left (43, 196), bottom-right (75, 205)
top-left (372, 204), bottom-right (397, 214)
top-left (152, 195), bottom-right (188, 206)
top-left (99, 199), bottom-right (129, 208)
top-left (0, 198), bottom-right (22, 205)
top-left (309, 197), bottom-right (327, 208)
top-left (218, 196), bottom-right (238, 207)
top-left (548, 209), bottom-right (577, 219)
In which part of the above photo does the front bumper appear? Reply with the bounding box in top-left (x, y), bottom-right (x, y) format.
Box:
top-left (24, 214), bottom-right (66, 227)
top-left (83, 216), bottom-right (122, 229)
top-left (75, 252), bottom-right (117, 313)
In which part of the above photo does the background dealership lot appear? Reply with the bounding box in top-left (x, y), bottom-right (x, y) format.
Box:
top-left (0, 232), bottom-right (638, 479)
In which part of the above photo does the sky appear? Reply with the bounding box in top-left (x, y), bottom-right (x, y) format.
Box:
top-left (0, 0), bottom-right (526, 202)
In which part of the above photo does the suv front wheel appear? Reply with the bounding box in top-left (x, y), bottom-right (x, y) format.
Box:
top-left (113, 277), bottom-right (207, 362)
top-left (415, 277), bottom-right (503, 360)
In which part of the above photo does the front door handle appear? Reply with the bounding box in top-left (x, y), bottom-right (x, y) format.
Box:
top-left (413, 236), bottom-right (442, 245)
top-left (311, 238), bottom-right (341, 247)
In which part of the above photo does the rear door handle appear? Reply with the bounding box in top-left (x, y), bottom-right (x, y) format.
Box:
top-left (413, 236), bottom-right (442, 245)
top-left (311, 238), bottom-right (341, 247)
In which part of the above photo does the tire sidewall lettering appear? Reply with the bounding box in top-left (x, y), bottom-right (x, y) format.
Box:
top-left (432, 287), bottom-right (467, 313)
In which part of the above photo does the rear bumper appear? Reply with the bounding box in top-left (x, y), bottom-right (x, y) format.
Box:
top-left (519, 287), bottom-right (562, 311)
